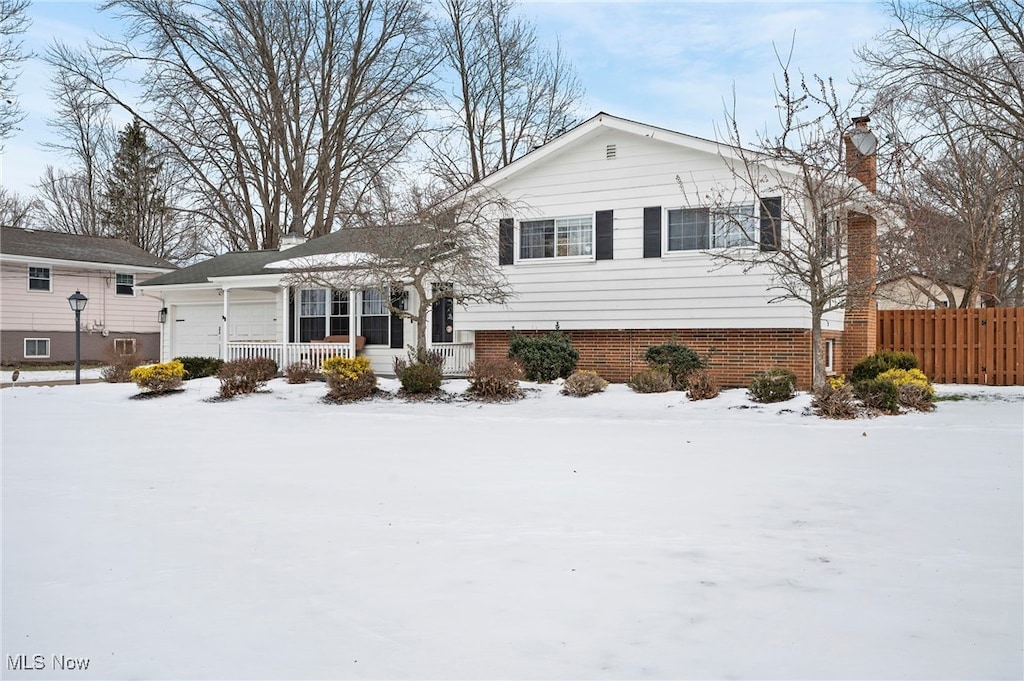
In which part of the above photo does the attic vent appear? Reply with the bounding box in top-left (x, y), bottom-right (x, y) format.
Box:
top-left (606, 144), bottom-right (617, 159)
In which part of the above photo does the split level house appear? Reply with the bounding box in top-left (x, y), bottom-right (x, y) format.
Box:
top-left (0, 227), bottom-right (176, 364)
top-left (141, 112), bottom-right (882, 387)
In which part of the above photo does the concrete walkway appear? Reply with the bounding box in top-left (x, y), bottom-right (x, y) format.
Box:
top-left (1, 379), bottom-right (104, 389)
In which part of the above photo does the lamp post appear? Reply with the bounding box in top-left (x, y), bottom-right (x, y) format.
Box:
top-left (67, 290), bottom-right (89, 385)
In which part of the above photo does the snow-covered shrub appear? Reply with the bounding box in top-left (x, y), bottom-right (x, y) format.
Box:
top-left (467, 358), bottom-right (523, 400)
top-left (130, 360), bottom-right (185, 394)
top-left (507, 330), bottom-right (578, 382)
top-left (748, 368), bottom-right (797, 403)
top-left (400, 362), bottom-right (443, 395)
top-left (561, 370), bottom-right (608, 397)
top-left (175, 356), bottom-right (224, 380)
top-left (217, 358), bottom-right (275, 398)
top-left (686, 367), bottom-right (720, 400)
top-left (853, 377), bottom-right (900, 414)
top-left (644, 340), bottom-right (705, 389)
top-left (812, 379), bottom-right (858, 419)
top-left (627, 368), bottom-right (672, 393)
top-left (284, 361), bottom-right (318, 384)
top-left (850, 351), bottom-right (919, 382)
top-left (322, 356), bottom-right (377, 401)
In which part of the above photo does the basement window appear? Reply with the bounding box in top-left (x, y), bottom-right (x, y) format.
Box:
top-left (24, 338), bottom-right (50, 358)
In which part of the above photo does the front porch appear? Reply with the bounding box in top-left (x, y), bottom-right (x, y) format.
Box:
top-left (226, 341), bottom-right (475, 378)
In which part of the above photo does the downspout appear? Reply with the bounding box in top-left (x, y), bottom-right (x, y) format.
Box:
top-left (221, 286), bottom-right (230, 360)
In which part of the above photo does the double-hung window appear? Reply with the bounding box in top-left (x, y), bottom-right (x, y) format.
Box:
top-left (330, 291), bottom-right (350, 336)
top-left (298, 289), bottom-right (327, 342)
top-left (28, 267), bottom-right (51, 291)
top-left (667, 204), bottom-right (757, 252)
top-left (116, 273), bottom-right (135, 296)
top-left (519, 216), bottom-right (593, 260)
top-left (360, 289), bottom-right (389, 345)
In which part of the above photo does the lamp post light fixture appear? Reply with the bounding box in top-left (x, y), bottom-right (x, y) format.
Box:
top-left (67, 290), bottom-right (89, 385)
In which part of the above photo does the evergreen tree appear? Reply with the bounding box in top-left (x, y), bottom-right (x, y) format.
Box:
top-left (103, 118), bottom-right (168, 253)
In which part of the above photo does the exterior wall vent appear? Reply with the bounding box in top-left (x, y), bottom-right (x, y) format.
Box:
top-left (606, 144), bottom-right (617, 159)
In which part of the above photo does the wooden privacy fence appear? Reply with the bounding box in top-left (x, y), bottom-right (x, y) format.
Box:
top-left (877, 308), bottom-right (1024, 385)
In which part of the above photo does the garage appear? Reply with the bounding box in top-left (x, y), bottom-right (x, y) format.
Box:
top-left (171, 302), bottom-right (277, 358)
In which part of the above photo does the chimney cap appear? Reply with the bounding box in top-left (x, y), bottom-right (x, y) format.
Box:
top-left (852, 115), bottom-right (871, 126)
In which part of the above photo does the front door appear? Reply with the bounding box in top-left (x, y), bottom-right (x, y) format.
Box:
top-left (431, 283), bottom-right (454, 343)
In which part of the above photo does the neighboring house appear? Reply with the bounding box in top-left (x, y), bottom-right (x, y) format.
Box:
top-left (876, 274), bottom-right (976, 310)
top-left (142, 112), bottom-right (878, 386)
top-left (1, 227), bottom-right (176, 364)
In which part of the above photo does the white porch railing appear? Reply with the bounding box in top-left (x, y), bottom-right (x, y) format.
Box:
top-left (226, 342), bottom-right (352, 369)
top-left (431, 342), bottom-right (474, 377)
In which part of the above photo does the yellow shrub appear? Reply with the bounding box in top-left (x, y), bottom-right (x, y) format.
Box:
top-left (129, 360), bottom-right (186, 393)
top-left (827, 374), bottom-right (846, 390)
top-left (876, 368), bottom-right (934, 396)
top-left (321, 355), bottom-right (372, 380)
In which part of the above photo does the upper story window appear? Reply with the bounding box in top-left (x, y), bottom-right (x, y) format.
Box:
top-left (667, 204), bottom-right (756, 252)
top-left (519, 216), bottom-right (593, 260)
top-left (28, 267), bottom-right (51, 291)
top-left (116, 273), bottom-right (135, 296)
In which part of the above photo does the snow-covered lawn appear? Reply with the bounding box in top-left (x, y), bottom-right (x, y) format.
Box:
top-left (2, 378), bottom-right (1022, 680)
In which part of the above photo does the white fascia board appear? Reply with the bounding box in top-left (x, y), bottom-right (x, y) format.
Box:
top-left (137, 281), bottom-right (225, 292)
top-left (208, 273), bottom-right (286, 288)
top-left (0, 253), bottom-right (175, 273)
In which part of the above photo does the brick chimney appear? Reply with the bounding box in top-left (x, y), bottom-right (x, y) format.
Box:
top-left (841, 116), bottom-right (878, 374)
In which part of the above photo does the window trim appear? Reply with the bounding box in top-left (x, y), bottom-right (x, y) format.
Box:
top-left (24, 338), bottom-right (51, 359)
top-left (28, 266), bottom-right (52, 292)
top-left (517, 214), bottom-right (595, 262)
top-left (115, 273), bottom-right (135, 296)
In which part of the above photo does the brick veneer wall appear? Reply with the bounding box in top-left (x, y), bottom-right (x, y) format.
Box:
top-left (475, 328), bottom-right (843, 389)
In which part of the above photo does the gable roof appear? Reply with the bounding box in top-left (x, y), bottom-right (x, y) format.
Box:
top-left (0, 227), bottom-right (176, 270)
top-left (476, 111), bottom-right (751, 188)
top-left (139, 228), bottom-right (377, 287)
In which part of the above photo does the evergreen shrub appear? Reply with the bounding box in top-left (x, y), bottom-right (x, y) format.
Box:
top-left (644, 341), bottom-right (705, 389)
top-left (322, 356), bottom-right (377, 401)
top-left (507, 330), bottom-right (578, 382)
top-left (175, 356), bottom-right (224, 380)
top-left (130, 360), bottom-right (186, 393)
top-left (748, 368), bottom-right (797, 403)
top-left (853, 377), bottom-right (900, 414)
top-left (400, 362), bottom-right (443, 394)
top-left (850, 351), bottom-right (919, 382)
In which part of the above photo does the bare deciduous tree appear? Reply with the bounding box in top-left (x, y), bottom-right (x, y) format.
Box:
top-left (47, 0), bottom-right (439, 250)
top-left (0, 185), bottom-right (35, 228)
top-left (285, 184), bottom-right (517, 356)
top-left (859, 0), bottom-right (1024, 307)
top-left (684, 63), bottom-right (876, 389)
top-left (433, 0), bottom-right (583, 188)
top-left (0, 0), bottom-right (29, 145)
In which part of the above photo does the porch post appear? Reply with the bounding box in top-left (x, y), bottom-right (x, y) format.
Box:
top-left (221, 286), bottom-right (230, 360)
top-left (281, 285), bottom-right (290, 347)
top-left (348, 289), bottom-right (357, 357)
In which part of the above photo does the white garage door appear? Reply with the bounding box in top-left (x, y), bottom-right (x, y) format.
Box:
top-left (172, 304), bottom-right (223, 358)
top-left (231, 303), bottom-right (277, 341)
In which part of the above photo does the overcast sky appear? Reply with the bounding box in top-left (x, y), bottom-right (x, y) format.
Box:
top-left (3, 0), bottom-right (893, 198)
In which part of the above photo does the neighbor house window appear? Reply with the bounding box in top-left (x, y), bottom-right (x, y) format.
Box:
top-left (298, 289), bottom-right (327, 342)
top-left (667, 204), bottom-right (756, 251)
top-left (24, 338), bottom-right (50, 358)
top-left (116, 273), bottom-right (135, 296)
top-left (114, 338), bottom-right (137, 355)
top-left (360, 289), bottom-right (389, 345)
top-left (519, 216), bottom-right (593, 260)
top-left (28, 267), bottom-right (51, 291)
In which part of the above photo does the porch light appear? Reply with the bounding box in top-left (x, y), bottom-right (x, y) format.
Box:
top-left (158, 307), bottom-right (168, 324)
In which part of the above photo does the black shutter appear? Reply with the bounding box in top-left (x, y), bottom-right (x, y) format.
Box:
top-left (759, 197), bottom-right (782, 252)
top-left (643, 207), bottom-right (661, 258)
top-left (499, 218), bottom-right (514, 265)
top-left (595, 210), bottom-right (614, 260)
top-left (389, 290), bottom-right (405, 349)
